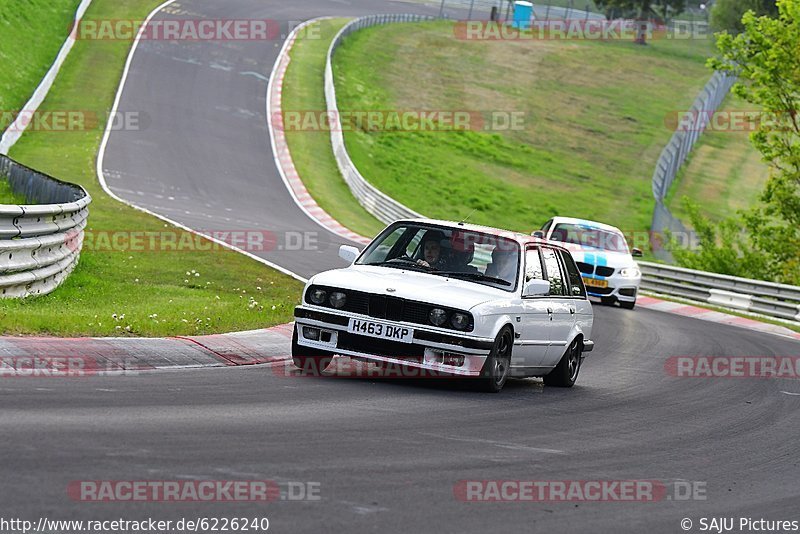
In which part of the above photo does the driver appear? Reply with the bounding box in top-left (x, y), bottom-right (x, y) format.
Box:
top-left (416, 231), bottom-right (448, 269)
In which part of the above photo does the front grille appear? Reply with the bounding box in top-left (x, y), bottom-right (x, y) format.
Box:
top-left (337, 332), bottom-right (424, 360)
top-left (306, 286), bottom-right (474, 332)
top-left (576, 262), bottom-right (594, 274)
top-left (596, 266), bottom-right (615, 277)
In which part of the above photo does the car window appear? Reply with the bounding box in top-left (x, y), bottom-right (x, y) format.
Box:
top-left (524, 247), bottom-right (544, 282)
top-left (541, 247), bottom-right (567, 296)
top-left (358, 223), bottom-right (521, 291)
top-left (559, 250), bottom-right (587, 298)
top-left (549, 223), bottom-right (629, 253)
top-left (367, 226), bottom-right (422, 263)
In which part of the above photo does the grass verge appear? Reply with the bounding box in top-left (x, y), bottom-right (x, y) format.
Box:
top-left (0, 0), bottom-right (303, 336)
top-left (0, 178), bottom-right (27, 204)
top-left (0, 0), bottom-right (81, 113)
top-left (329, 21), bottom-right (732, 242)
top-left (666, 94), bottom-right (769, 222)
top-left (283, 18), bottom-right (385, 238)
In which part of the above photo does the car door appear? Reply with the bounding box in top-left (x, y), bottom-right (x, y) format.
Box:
top-left (541, 247), bottom-right (577, 367)
top-left (516, 246), bottom-right (551, 368)
top-left (559, 248), bottom-right (593, 340)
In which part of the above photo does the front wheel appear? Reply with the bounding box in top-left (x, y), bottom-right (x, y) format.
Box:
top-left (292, 329), bottom-right (333, 375)
top-left (619, 299), bottom-right (636, 310)
top-left (543, 339), bottom-right (582, 387)
top-left (477, 328), bottom-right (513, 393)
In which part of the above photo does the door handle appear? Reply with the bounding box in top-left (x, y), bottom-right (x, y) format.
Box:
top-left (570, 307), bottom-right (575, 314)
top-left (547, 308), bottom-right (553, 314)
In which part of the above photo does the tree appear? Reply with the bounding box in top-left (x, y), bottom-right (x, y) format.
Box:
top-left (669, 199), bottom-right (773, 279)
top-left (595, 0), bottom-right (687, 43)
top-left (700, 0), bottom-right (799, 284)
top-left (710, 0), bottom-right (778, 33)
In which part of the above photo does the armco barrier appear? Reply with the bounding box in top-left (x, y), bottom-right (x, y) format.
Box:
top-left (325, 14), bottom-right (433, 224)
top-left (639, 261), bottom-right (800, 323)
top-left (0, 155), bottom-right (90, 298)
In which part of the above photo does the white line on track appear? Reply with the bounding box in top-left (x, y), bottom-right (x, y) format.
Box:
top-left (96, 0), bottom-right (308, 283)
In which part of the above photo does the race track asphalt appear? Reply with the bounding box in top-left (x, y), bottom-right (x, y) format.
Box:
top-left (2, 1), bottom-right (798, 532)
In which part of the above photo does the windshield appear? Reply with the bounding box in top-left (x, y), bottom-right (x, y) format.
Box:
top-left (358, 223), bottom-right (521, 291)
top-left (549, 223), bottom-right (630, 253)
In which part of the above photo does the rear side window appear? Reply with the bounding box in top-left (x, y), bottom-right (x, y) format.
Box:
top-left (541, 248), bottom-right (567, 296)
top-left (559, 250), bottom-right (587, 298)
top-left (524, 247), bottom-right (544, 282)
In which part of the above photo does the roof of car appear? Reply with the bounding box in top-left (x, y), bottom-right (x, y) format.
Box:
top-left (399, 218), bottom-right (567, 251)
top-left (548, 216), bottom-right (623, 234)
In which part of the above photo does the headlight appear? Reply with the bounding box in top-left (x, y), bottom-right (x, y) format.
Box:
top-left (620, 267), bottom-right (641, 278)
top-left (309, 288), bottom-right (327, 305)
top-left (429, 308), bottom-right (447, 327)
top-left (329, 291), bottom-right (347, 309)
top-left (450, 313), bottom-right (470, 331)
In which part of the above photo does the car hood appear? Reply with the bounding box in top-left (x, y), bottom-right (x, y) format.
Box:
top-left (309, 265), bottom-right (509, 310)
top-left (561, 244), bottom-right (637, 269)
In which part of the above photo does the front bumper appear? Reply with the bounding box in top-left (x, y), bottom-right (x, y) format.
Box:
top-left (583, 273), bottom-right (641, 302)
top-left (293, 306), bottom-right (494, 377)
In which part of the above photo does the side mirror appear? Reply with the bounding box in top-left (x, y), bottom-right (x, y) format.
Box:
top-left (631, 248), bottom-right (643, 257)
top-left (531, 231), bottom-right (545, 239)
top-left (339, 245), bottom-right (360, 264)
top-left (523, 278), bottom-right (550, 296)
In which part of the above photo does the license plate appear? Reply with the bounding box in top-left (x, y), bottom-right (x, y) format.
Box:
top-left (582, 277), bottom-right (609, 288)
top-left (348, 318), bottom-right (413, 343)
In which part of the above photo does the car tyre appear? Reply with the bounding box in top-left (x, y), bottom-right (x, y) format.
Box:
top-left (619, 299), bottom-right (636, 310)
top-left (599, 296), bottom-right (615, 306)
top-left (477, 327), bottom-right (513, 393)
top-left (543, 338), bottom-right (582, 388)
top-left (291, 329), bottom-right (333, 375)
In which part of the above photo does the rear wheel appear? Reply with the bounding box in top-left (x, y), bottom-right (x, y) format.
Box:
top-left (543, 338), bottom-right (582, 387)
top-left (477, 328), bottom-right (513, 393)
top-left (291, 329), bottom-right (333, 375)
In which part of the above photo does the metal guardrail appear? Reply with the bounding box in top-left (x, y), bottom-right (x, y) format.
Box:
top-left (325, 14), bottom-right (431, 224)
top-left (639, 261), bottom-right (800, 323)
top-left (649, 71), bottom-right (736, 261)
top-left (0, 155), bottom-right (90, 298)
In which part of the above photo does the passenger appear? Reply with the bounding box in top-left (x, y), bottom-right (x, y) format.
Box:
top-left (447, 233), bottom-right (479, 273)
top-left (416, 231), bottom-right (448, 269)
top-left (485, 247), bottom-right (518, 284)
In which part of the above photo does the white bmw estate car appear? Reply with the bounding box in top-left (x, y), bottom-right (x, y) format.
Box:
top-left (293, 219), bottom-right (595, 392)
top-left (536, 217), bottom-right (643, 309)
